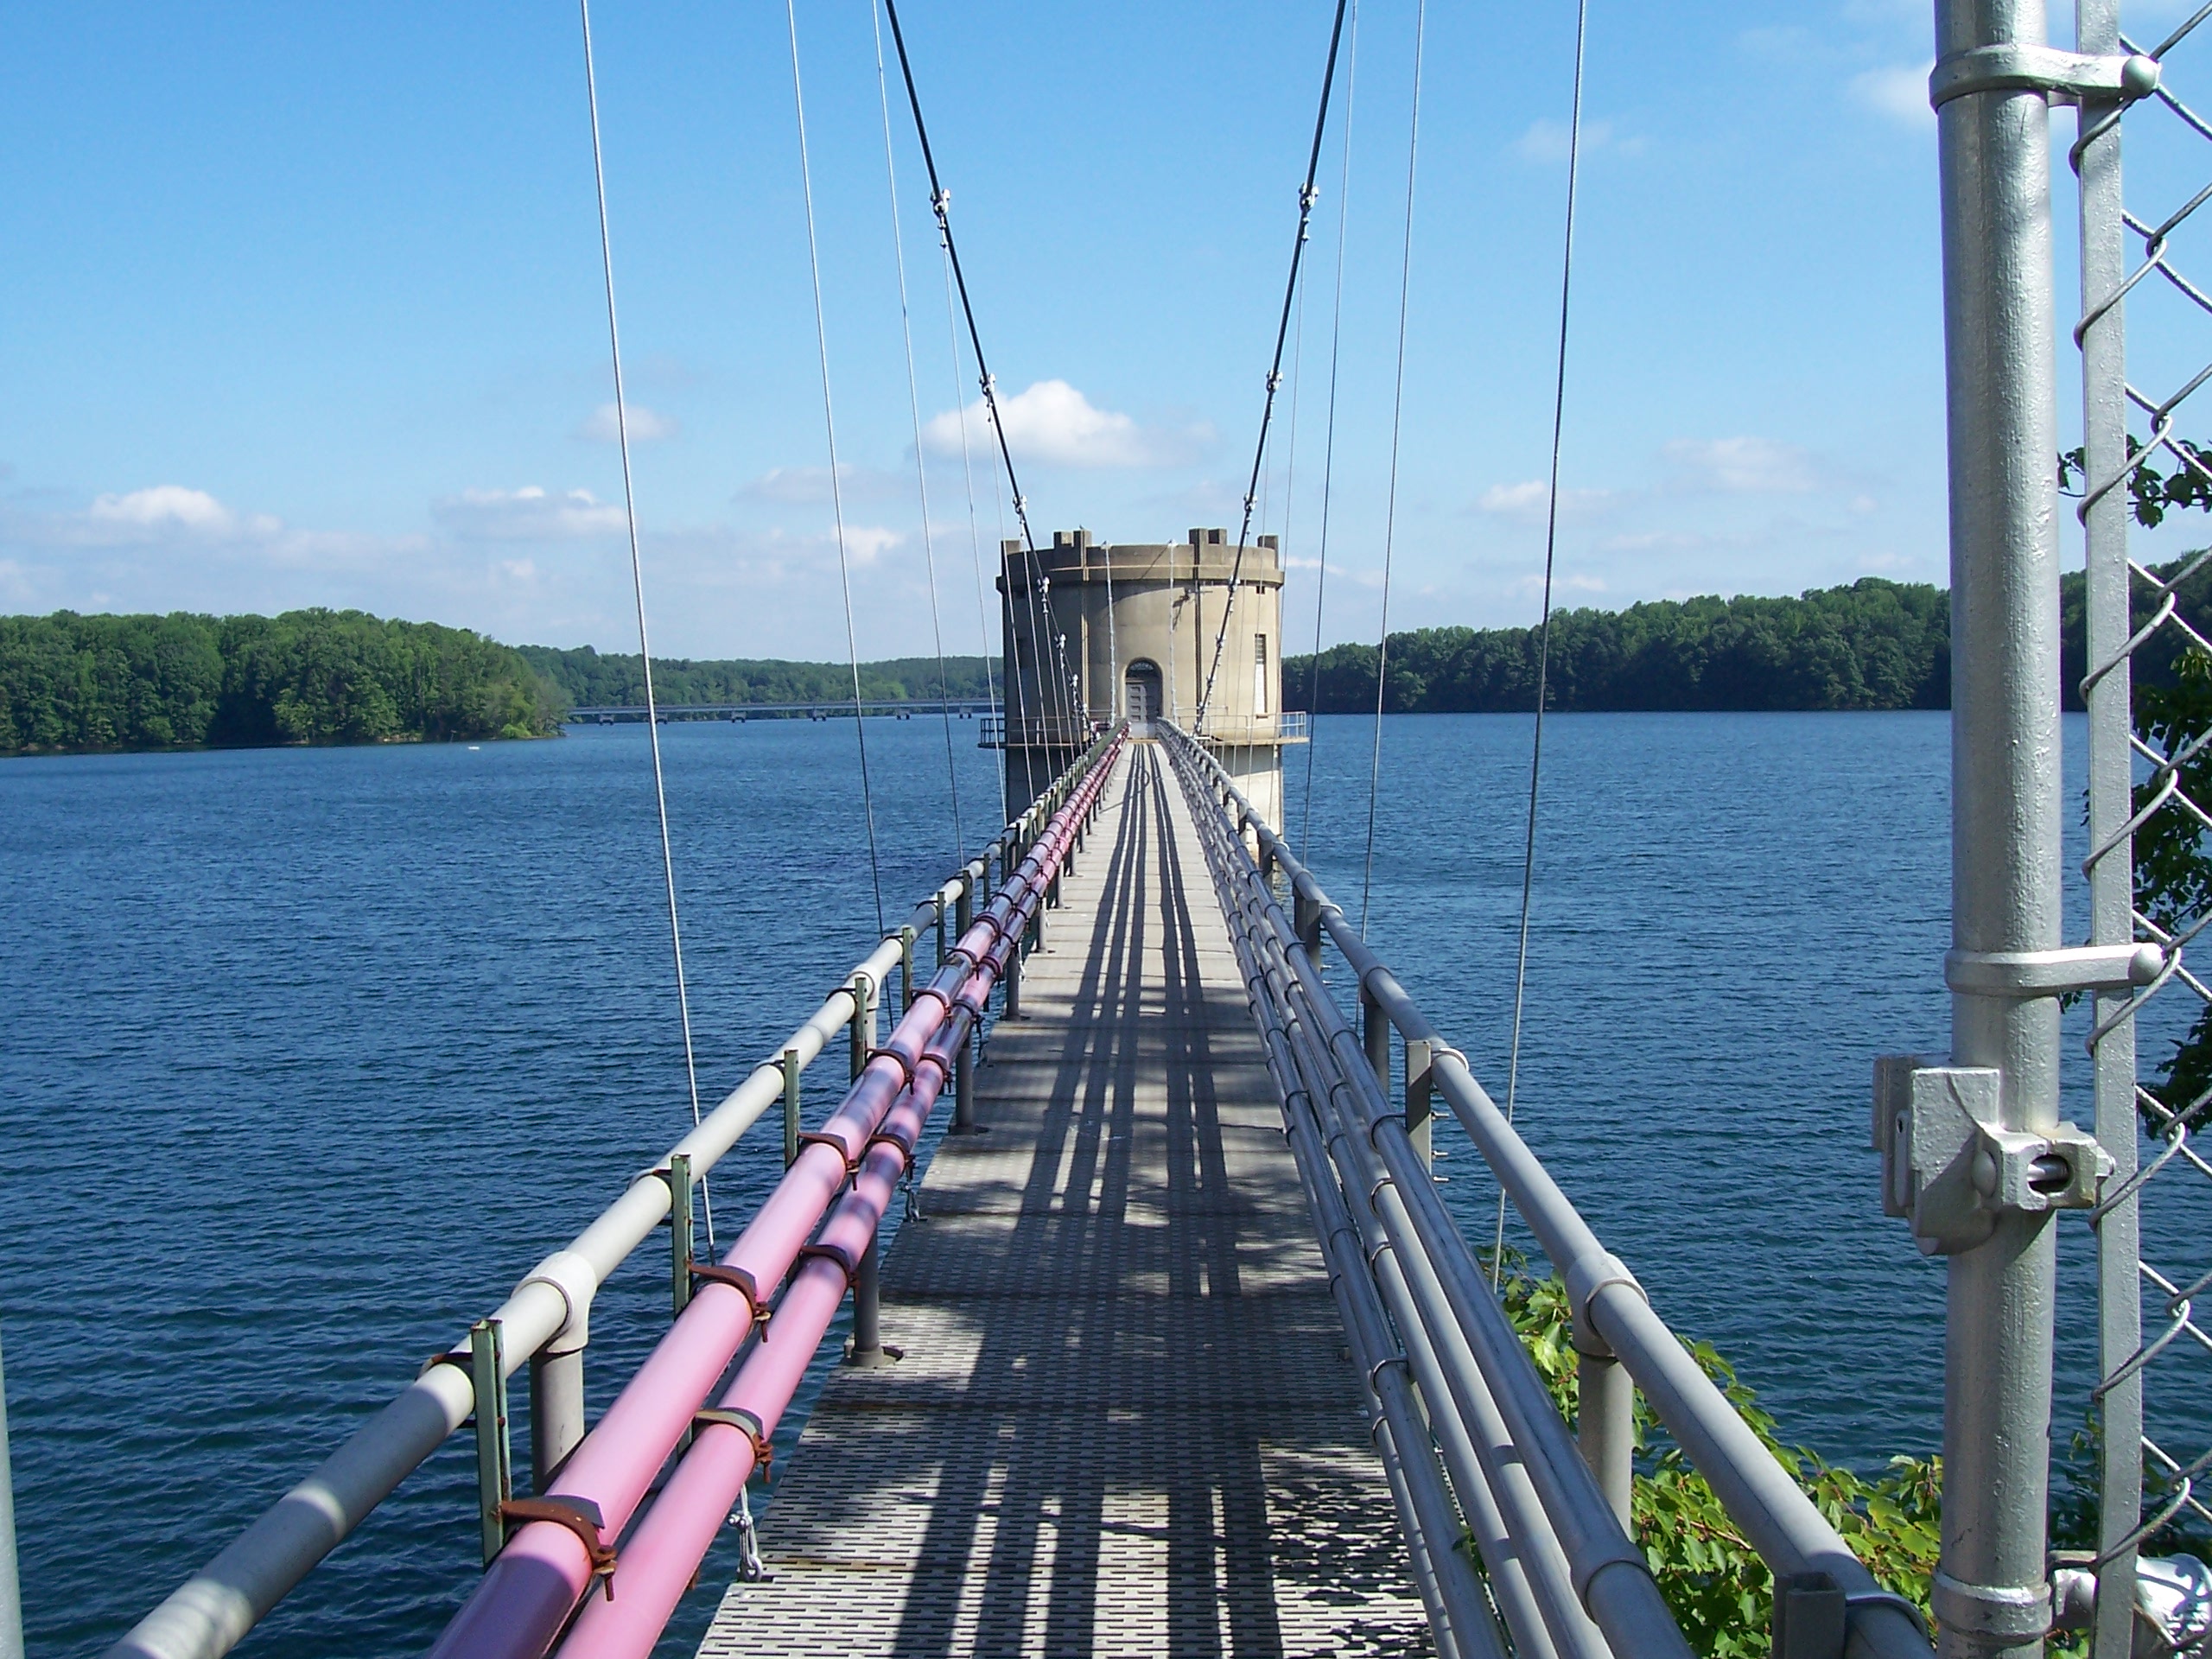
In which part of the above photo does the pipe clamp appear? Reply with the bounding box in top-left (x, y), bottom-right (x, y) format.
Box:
top-left (1930, 1570), bottom-right (2052, 1640)
top-left (1929, 44), bottom-right (2158, 108)
top-left (520, 1249), bottom-right (600, 1353)
top-left (1943, 943), bottom-right (2162, 998)
top-left (1565, 1250), bottom-right (1644, 1358)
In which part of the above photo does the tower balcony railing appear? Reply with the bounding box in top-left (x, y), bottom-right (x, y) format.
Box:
top-left (1192, 709), bottom-right (1309, 744)
top-left (982, 709), bottom-right (1309, 747)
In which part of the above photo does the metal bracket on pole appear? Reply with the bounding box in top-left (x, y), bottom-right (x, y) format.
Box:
top-left (1929, 44), bottom-right (2158, 109)
top-left (470, 1318), bottom-right (512, 1566)
top-left (1873, 1057), bottom-right (2111, 1255)
top-left (1942, 943), bottom-right (2162, 998)
top-left (670, 1152), bottom-right (694, 1319)
top-left (782, 1047), bottom-right (801, 1168)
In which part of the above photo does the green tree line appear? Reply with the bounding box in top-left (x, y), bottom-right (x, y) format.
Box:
top-left (518, 645), bottom-right (1002, 709)
top-left (1284, 566), bottom-right (2212, 715)
top-left (0, 609), bottom-right (567, 754)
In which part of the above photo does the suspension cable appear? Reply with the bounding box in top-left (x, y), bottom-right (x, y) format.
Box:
top-left (942, 247), bottom-right (1008, 828)
top-left (1357, 0), bottom-right (1426, 940)
top-left (885, 0), bottom-right (1084, 787)
top-left (1301, 0), bottom-right (1360, 861)
top-left (785, 0), bottom-right (887, 937)
top-left (881, 0), bottom-right (1077, 760)
top-left (1496, 0), bottom-right (1590, 1286)
top-left (1194, 0), bottom-right (1353, 732)
top-left (869, 0), bottom-right (963, 865)
top-left (578, 0), bottom-right (713, 1249)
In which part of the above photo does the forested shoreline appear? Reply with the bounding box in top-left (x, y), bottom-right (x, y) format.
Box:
top-left (1283, 564), bottom-right (2212, 715)
top-left (11, 563), bottom-right (2211, 756)
top-left (518, 644), bottom-right (1000, 708)
top-left (0, 610), bottom-right (567, 754)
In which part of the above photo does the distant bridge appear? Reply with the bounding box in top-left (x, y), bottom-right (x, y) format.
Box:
top-left (568, 698), bottom-right (999, 725)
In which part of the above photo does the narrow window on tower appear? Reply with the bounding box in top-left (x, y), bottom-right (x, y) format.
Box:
top-left (1253, 632), bottom-right (1269, 717)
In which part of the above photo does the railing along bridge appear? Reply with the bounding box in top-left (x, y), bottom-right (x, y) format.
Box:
top-left (18, 0), bottom-right (2212, 1654)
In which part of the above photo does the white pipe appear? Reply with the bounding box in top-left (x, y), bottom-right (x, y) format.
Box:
top-left (104, 926), bottom-right (912, 1659)
top-left (0, 1325), bottom-right (22, 1659)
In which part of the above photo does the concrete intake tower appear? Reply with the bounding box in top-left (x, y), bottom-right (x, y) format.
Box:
top-left (993, 527), bottom-right (1305, 828)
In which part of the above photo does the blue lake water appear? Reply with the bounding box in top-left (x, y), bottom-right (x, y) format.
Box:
top-left (0, 712), bottom-right (2201, 1655)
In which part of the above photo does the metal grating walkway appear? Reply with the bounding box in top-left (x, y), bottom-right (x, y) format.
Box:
top-left (697, 743), bottom-right (1431, 1658)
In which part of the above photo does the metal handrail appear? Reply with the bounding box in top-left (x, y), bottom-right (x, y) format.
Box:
top-left (1161, 721), bottom-right (1933, 1659)
top-left (105, 730), bottom-right (1128, 1659)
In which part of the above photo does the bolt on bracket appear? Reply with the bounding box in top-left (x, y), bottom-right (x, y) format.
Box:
top-left (1873, 1056), bottom-right (2111, 1255)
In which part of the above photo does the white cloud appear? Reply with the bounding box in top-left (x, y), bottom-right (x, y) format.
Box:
top-left (1662, 437), bottom-right (1822, 494)
top-left (839, 526), bottom-right (902, 566)
top-left (575, 403), bottom-right (678, 442)
top-left (740, 463), bottom-right (906, 505)
top-left (1511, 569), bottom-right (1608, 597)
top-left (432, 486), bottom-right (627, 541)
top-left (1478, 480), bottom-right (1613, 522)
top-left (920, 379), bottom-right (1209, 469)
top-left (1513, 118), bottom-right (1642, 162)
top-left (86, 486), bottom-right (249, 539)
top-left (1850, 63), bottom-right (1933, 128)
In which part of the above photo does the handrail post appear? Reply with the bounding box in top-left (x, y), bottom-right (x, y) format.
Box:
top-left (782, 1047), bottom-right (801, 1168)
top-left (955, 1019), bottom-right (979, 1132)
top-left (847, 1231), bottom-right (893, 1369)
top-left (850, 973), bottom-right (874, 1081)
top-left (899, 926), bottom-right (915, 1015)
top-left (1005, 935), bottom-right (1023, 1020)
top-left (1406, 1036), bottom-right (1433, 1173)
top-left (1929, 2), bottom-right (2066, 1652)
top-left (668, 1153), bottom-right (694, 1319)
top-left (1577, 1352), bottom-right (1634, 1530)
top-left (470, 1319), bottom-right (512, 1566)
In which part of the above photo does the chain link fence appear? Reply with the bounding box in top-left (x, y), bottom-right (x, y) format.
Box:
top-left (2069, 6), bottom-right (2212, 1654)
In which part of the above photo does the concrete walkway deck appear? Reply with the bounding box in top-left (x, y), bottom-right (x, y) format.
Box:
top-left (697, 743), bottom-right (1430, 1658)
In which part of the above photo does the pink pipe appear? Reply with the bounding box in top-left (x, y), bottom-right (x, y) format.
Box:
top-left (426, 741), bottom-right (1116, 1657)
top-left (429, 959), bottom-right (995, 1658)
top-left (554, 1089), bottom-right (939, 1656)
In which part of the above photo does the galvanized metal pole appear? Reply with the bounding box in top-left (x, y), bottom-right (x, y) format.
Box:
top-left (2072, 12), bottom-right (2145, 1655)
top-left (1933, 3), bottom-right (2064, 1652)
top-left (0, 1324), bottom-right (22, 1659)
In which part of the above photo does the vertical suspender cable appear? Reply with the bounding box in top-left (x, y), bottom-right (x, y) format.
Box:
top-left (943, 255), bottom-right (1009, 828)
top-left (1195, 0), bottom-right (1353, 732)
top-left (869, 0), bottom-right (963, 864)
top-left (1495, 0), bottom-right (1590, 1284)
top-left (1301, 0), bottom-right (1359, 860)
top-left (578, 0), bottom-right (713, 1248)
top-left (882, 0), bottom-right (1071, 780)
top-left (1357, 0), bottom-right (1426, 940)
top-left (785, 0), bottom-right (887, 937)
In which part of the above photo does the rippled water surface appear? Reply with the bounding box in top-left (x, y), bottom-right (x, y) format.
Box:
top-left (1, 712), bottom-right (2197, 1655)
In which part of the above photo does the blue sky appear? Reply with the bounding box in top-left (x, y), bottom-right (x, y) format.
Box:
top-left (0, 2), bottom-right (2043, 658)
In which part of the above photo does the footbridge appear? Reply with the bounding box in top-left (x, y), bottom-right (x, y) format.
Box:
top-left (102, 729), bottom-right (1935, 1659)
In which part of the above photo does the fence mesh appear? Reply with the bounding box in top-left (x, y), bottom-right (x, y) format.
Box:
top-left (2070, 10), bottom-right (2212, 1652)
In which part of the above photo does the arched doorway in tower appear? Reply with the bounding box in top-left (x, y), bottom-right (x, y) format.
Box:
top-left (1124, 659), bottom-right (1164, 728)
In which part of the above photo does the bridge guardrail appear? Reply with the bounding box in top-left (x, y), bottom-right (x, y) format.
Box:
top-left (1161, 721), bottom-right (1932, 1659)
top-left (105, 728), bottom-right (1128, 1659)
